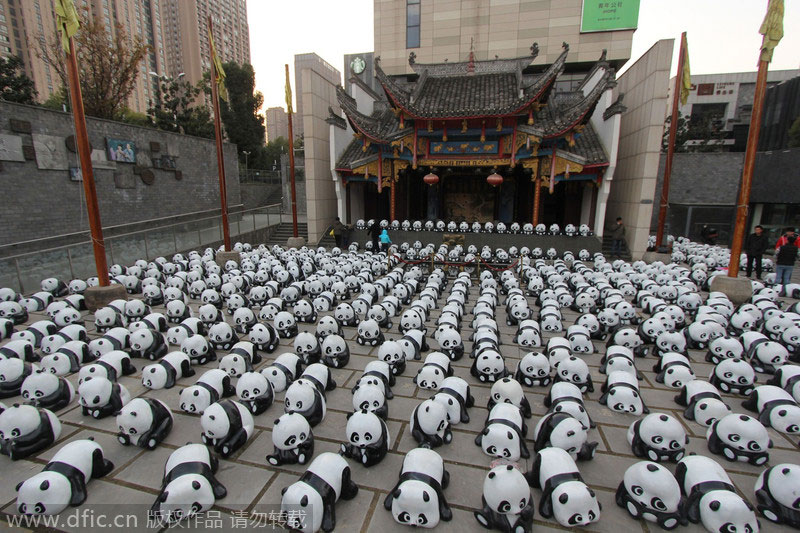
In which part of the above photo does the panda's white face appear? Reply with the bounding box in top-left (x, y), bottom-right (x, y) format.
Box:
top-left (78, 377), bottom-right (114, 408)
top-left (116, 398), bottom-right (155, 441)
top-left (353, 384), bottom-right (385, 413)
top-left (391, 479), bottom-right (441, 528)
top-left (142, 364), bottom-right (169, 389)
top-left (157, 475), bottom-right (216, 524)
top-left (480, 424), bottom-right (522, 460)
top-left (0, 404), bottom-right (42, 440)
top-left (607, 385), bottom-right (644, 415)
top-left (557, 357), bottom-right (589, 385)
top-left (20, 373), bottom-right (60, 402)
top-left (767, 404), bottom-right (800, 435)
top-left (17, 471), bottom-right (72, 515)
top-left (697, 491), bottom-right (758, 533)
top-left (201, 402), bottom-right (232, 440)
top-left (662, 364), bottom-right (695, 389)
top-left (129, 330), bottom-right (154, 352)
top-left (637, 413), bottom-right (687, 455)
top-left (284, 382), bottom-right (316, 413)
top-left (293, 333), bottom-right (318, 357)
top-left (416, 366), bottom-right (444, 390)
top-left (179, 386), bottom-right (212, 414)
top-left (477, 352), bottom-right (505, 377)
top-left (622, 462), bottom-right (681, 521)
top-left (346, 411), bottom-right (382, 448)
top-left (547, 416), bottom-right (588, 457)
top-left (692, 398), bottom-right (731, 427)
top-left (236, 373), bottom-right (270, 400)
top-left (551, 481), bottom-right (600, 527)
top-left (219, 355), bottom-right (247, 377)
top-left (181, 335), bottom-right (210, 360)
top-left (282, 483), bottom-right (323, 532)
top-left (482, 465), bottom-right (529, 516)
top-left (208, 323), bottom-right (235, 345)
top-left (274, 312), bottom-right (296, 332)
top-left (712, 414), bottom-right (770, 457)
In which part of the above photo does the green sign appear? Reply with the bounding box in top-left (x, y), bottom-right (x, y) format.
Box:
top-left (581, 0), bottom-right (640, 33)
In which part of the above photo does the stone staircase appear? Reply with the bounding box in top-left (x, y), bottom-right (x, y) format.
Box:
top-left (601, 234), bottom-right (632, 261)
top-left (265, 222), bottom-right (308, 245)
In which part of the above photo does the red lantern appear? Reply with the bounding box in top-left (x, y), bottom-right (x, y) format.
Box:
top-left (487, 171), bottom-right (503, 187)
top-left (423, 172), bottom-right (439, 186)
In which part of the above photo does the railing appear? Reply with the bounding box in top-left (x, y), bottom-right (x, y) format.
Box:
top-left (0, 203), bottom-right (284, 294)
top-left (239, 169), bottom-right (282, 184)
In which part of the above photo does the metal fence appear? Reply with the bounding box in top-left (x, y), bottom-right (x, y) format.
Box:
top-left (239, 169), bottom-right (282, 184)
top-left (0, 203), bottom-right (283, 294)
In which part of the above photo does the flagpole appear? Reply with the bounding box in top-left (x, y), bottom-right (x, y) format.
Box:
top-left (208, 16), bottom-right (231, 252)
top-left (655, 32), bottom-right (687, 251)
top-left (66, 34), bottom-right (109, 286)
top-left (285, 64), bottom-right (299, 239)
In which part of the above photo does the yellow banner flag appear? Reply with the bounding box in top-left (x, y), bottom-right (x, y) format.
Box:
top-left (680, 34), bottom-right (691, 106)
top-left (208, 27), bottom-right (228, 101)
top-left (55, 0), bottom-right (80, 53)
top-left (759, 0), bottom-right (783, 62)
top-left (285, 67), bottom-right (293, 115)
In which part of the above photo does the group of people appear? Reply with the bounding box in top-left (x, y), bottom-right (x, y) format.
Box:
top-left (332, 218), bottom-right (391, 252)
top-left (746, 225), bottom-right (799, 293)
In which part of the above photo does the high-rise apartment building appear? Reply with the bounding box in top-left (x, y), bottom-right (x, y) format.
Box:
top-left (0, 0), bottom-right (250, 114)
top-left (265, 106), bottom-right (289, 142)
top-left (294, 53), bottom-right (341, 138)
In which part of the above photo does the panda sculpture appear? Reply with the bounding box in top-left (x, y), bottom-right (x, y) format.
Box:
top-left (352, 382), bottom-right (388, 420)
top-left (754, 463), bottom-right (800, 527)
top-left (128, 329), bottom-right (168, 361)
top-left (320, 335), bottom-right (350, 369)
top-left (741, 384), bottom-right (800, 437)
top-left (261, 353), bottom-right (303, 394)
top-left (654, 353), bottom-right (696, 389)
top-left (675, 455), bottom-right (759, 533)
top-left (471, 349), bottom-right (509, 383)
top-left (281, 452), bottom-right (359, 532)
top-left (357, 319), bottom-right (384, 346)
top-left (706, 413), bottom-right (771, 466)
top-left (15, 439), bottom-right (114, 515)
top-left (709, 358), bottom-right (756, 396)
top-left (532, 411), bottom-right (596, 461)
top-left (436, 329), bottom-right (464, 361)
top-left (274, 311), bottom-right (299, 339)
top-left (179, 369), bottom-right (234, 414)
top-left (0, 404), bottom-right (61, 460)
top-left (284, 380), bottom-right (327, 427)
top-left (706, 336), bottom-right (745, 364)
top-left (378, 340), bottom-right (407, 376)
top-left (219, 342), bottom-right (260, 378)
top-left (432, 376), bottom-right (474, 425)
top-left (294, 332), bottom-right (322, 365)
top-left (200, 399), bottom-right (254, 458)
top-left (524, 447), bottom-right (601, 527)
top-left (87, 327), bottom-right (129, 357)
top-left (0, 339), bottom-right (36, 363)
top-left (767, 364), bottom-right (800, 403)
top-left (410, 399), bottom-right (452, 448)
top-left (627, 413), bottom-right (688, 462)
top-left (248, 322), bottom-right (280, 353)
top-left (514, 351), bottom-right (551, 387)
top-left (77, 350), bottom-right (135, 383)
top-left (355, 361), bottom-right (395, 400)
top-left (399, 329), bottom-right (428, 361)
top-left (142, 351), bottom-right (195, 390)
top-left (21, 372), bottom-right (74, 411)
top-left (340, 410), bottom-right (390, 467)
top-left (384, 447), bottom-right (452, 528)
top-left (166, 318), bottom-right (204, 346)
top-left (475, 403), bottom-right (529, 461)
top-left (207, 322), bottom-right (240, 352)
top-left (78, 377), bottom-right (129, 419)
top-left (674, 380), bottom-right (731, 426)
top-left (487, 377), bottom-right (532, 418)
top-left (266, 412), bottom-right (314, 466)
top-left (116, 398), bottom-right (173, 450)
top-left (554, 357), bottom-right (593, 393)
top-left (180, 335), bottom-right (217, 365)
top-left (599, 371), bottom-right (649, 415)
top-left (615, 461), bottom-right (687, 530)
top-left (474, 465), bottom-right (534, 533)
top-left (150, 444), bottom-right (227, 524)
top-left (544, 382), bottom-right (594, 429)
top-left (236, 372), bottom-right (274, 415)
top-left (413, 352), bottom-right (451, 390)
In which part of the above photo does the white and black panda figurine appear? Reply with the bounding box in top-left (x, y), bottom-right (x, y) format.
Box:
top-left (78, 377), bottom-right (130, 419)
top-left (410, 399), bottom-right (452, 448)
top-left (320, 335), bottom-right (350, 368)
top-left (352, 382), bottom-right (388, 420)
top-left (544, 382), bottom-right (595, 429)
top-left (710, 358), bottom-right (756, 396)
top-left (742, 384), bottom-right (800, 437)
top-left (414, 352), bottom-right (452, 390)
top-left (627, 413), bottom-right (688, 462)
top-left (248, 322), bottom-right (280, 353)
top-left (554, 356), bottom-right (594, 393)
top-left (341, 410), bottom-right (390, 467)
top-left (471, 349), bottom-right (509, 383)
top-left (674, 379), bottom-right (731, 426)
top-left (0, 404), bottom-right (61, 460)
top-left (532, 412), bottom-right (597, 461)
top-left (514, 351), bottom-right (551, 387)
top-left (15, 438), bottom-right (114, 515)
top-left (179, 369), bottom-right (235, 414)
top-left (150, 443), bottom-right (227, 524)
top-left (706, 413), bottom-right (771, 465)
top-left (116, 398), bottom-right (173, 450)
top-left (399, 329), bottom-right (429, 361)
top-left (267, 412), bottom-right (314, 466)
top-left (615, 461), bottom-right (687, 530)
top-left (21, 372), bottom-right (74, 411)
top-left (754, 463), bottom-right (800, 527)
top-left (284, 380), bottom-right (327, 427)
top-left (207, 322), bottom-right (240, 351)
top-left (676, 455), bottom-right (759, 533)
top-left (384, 447), bottom-right (451, 528)
top-left (294, 331), bottom-right (322, 365)
top-left (0, 358), bottom-right (37, 398)
top-left (378, 340), bottom-right (407, 376)
top-left (129, 329), bottom-right (168, 361)
top-left (274, 311), bottom-right (299, 339)
top-left (475, 403), bottom-right (529, 461)
top-left (219, 342), bottom-right (260, 378)
top-left (77, 350), bottom-right (135, 383)
top-left (281, 452), bottom-right (359, 533)
top-left (180, 334), bottom-right (217, 365)
top-left (432, 376), bottom-right (474, 425)
top-left (746, 338), bottom-right (788, 374)
top-left (487, 377), bottom-right (532, 418)
top-left (200, 399), bottom-right (254, 458)
top-left (474, 464), bottom-right (534, 533)
top-left (142, 351), bottom-right (195, 390)
top-left (653, 353), bottom-right (695, 389)
top-left (768, 364), bottom-right (800, 403)
top-left (599, 371), bottom-right (649, 415)
top-left (0, 339), bottom-right (37, 362)
top-left (356, 361), bottom-right (396, 400)
top-left (261, 353), bottom-right (303, 394)
top-left (357, 319), bottom-right (384, 346)
top-left (436, 329), bottom-right (464, 361)
top-left (236, 372), bottom-right (274, 415)
top-left (525, 447), bottom-right (601, 527)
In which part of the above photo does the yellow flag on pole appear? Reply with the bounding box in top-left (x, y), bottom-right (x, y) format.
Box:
top-left (679, 34), bottom-right (691, 106)
top-left (55, 0), bottom-right (80, 53)
top-left (285, 67), bottom-right (293, 115)
top-left (759, 0), bottom-right (783, 63)
top-left (208, 27), bottom-right (227, 101)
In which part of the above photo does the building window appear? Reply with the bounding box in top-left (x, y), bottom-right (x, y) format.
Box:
top-left (406, 0), bottom-right (420, 49)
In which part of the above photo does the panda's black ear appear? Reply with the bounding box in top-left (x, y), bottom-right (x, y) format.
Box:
top-left (281, 487), bottom-right (288, 496)
top-left (709, 500), bottom-right (721, 512)
top-left (300, 495), bottom-right (308, 507)
top-left (422, 491), bottom-right (430, 503)
top-left (15, 481), bottom-right (23, 492)
top-left (559, 493), bottom-right (569, 505)
top-left (488, 472), bottom-right (496, 479)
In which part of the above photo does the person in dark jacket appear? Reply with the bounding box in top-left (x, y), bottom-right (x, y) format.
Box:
top-left (368, 221), bottom-right (380, 251)
top-left (775, 227), bottom-right (799, 295)
top-left (608, 217), bottom-right (625, 258)
top-left (700, 225), bottom-right (718, 245)
top-left (744, 225), bottom-right (769, 279)
top-left (332, 217), bottom-right (345, 248)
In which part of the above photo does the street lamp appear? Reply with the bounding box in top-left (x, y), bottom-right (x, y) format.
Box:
top-left (243, 151), bottom-right (250, 181)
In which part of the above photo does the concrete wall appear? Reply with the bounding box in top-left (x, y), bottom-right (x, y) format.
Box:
top-left (607, 39), bottom-right (673, 258)
top-left (0, 101), bottom-right (240, 247)
top-left (301, 69), bottom-right (342, 243)
top-left (240, 183), bottom-right (282, 210)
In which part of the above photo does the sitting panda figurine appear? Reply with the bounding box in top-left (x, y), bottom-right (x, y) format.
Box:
top-left (436, 329), bottom-right (464, 361)
top-left (248, 323), bottom-right (280, 353)
top-left (200, 399), bottom-right (254, 458)
top-left (235, 372), bottom-right (274, 415)
top-left (294, 332), bottom-right (321, 365)
top-left (355, 361), bottom-right (395, 400)
top-left (475, 403), bottom-right (529, 462)
top-left (180, 334), bottom-right (217, 365)
top-left (20, 372), bottom-right (74, 411)
top-left (627, 413), bottom-right (688, 462)
top-left (487, 377), bottom-right (532, 418)
top-left (525, 447), bottom-right (601, 527)
top-left (179, 369), bottom-right (235, 414)
top-left (150, 443), bottom-right (227, 524)
top-left (273, 311), bottom-right (299, 339)
top-left (340, 410), bottom-right (389, 467)
top-left (674, 379), bottom-right (731, 426)
top-left (410, 399), bottom-right (452, 448)
top-left (599, 371), bottom-right (649, 415)
top-left (615, 461), bottom-right (687, 530)
top-left (116, 398), bottom-right (173, 450)
top-left (142, 351), bottom-right (195, 390)
top-left (378, 340), bottom-right (407, 376)
top-left (267, 412), bottom-right (314, 466)
top-left (471, 349), bottom-right (509, 383)
top-left (676, 455), bottom-right (759, 533)
top-left (533, 411), bottom-right (596, 461)
top-left (706, 413), bottom-right (771, 466)
top-left (284, 380), bottom-right (326, 427)
top-left (384, 447), bottom-right (452, 528)
top-left (15, 439), bottom-right (114, 515)
top-left (357, 319), bottom-right (385, 347)
top-left (754, 463), bottom-right (800, 528)
top-left (78, 377), bottom-right (130, 419)
top-left (474, 464), bottom-right (534, 533)
top-left (0, 404), bottom-right (61, 460)
top-left (741, 384), bottom-right (800, 437)
top-left (514, 351), bottom-right (551, 387)
top-left (207, 322), bottom-right (239, 352)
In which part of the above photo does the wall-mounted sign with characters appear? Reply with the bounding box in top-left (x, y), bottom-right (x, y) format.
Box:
top-left (580, 0), bottom-right (640, 33)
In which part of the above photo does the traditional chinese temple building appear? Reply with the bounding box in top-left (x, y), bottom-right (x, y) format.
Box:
top-left (330, 43), bottom-right (626, 231)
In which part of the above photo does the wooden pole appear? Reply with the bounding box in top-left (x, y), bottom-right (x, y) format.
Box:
top-left (728, 57), bottom-right (770, 277)
top-left (208, 18), bottom-right (231, 251)
top-left (656, 32), bottom-right (687, 249)
top-left (285, 64), bottom-right (299, 238)
top-left (533, 177), bottom-right (541, 225)
top-left (66, 36), bottom-right (109, 285)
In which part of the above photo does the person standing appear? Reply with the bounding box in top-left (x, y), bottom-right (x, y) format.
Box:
top-left (379, 229), bottom-right (391, 253)
top-left (332, 217), bottom-right (345, 248)
top-left (744, 225), bottom-right (769, 279)
top-left (609, 217), bottom-right (625, 258)
top-left (368, 222), bottom-right (380, 251)
top-left (774, 227), bottom-right (799, 295)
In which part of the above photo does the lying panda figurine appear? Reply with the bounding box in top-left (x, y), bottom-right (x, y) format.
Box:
top-left (142, 351), bottom-right (195, 390)
top-left (475, 403), bottom-right (529, 462)
top-left (554, 357), bottom-right (593, 393)
top-left (77, 350), bottom-right (135, 383)
top-left (399, 329), bottom-right (428, 362)
top-left (741, 384), bottom-right (800, 437)
top-left (767, 364), bottom-right (800, 403)
top-left (654, 353), bottom-right (695, 389)
top-left (432, 376), bottom-right (474, 425)
top-left (410, 399), bottom-right (452, 448)
top-left (0, 339), bottom-right (37, 362)
top-left (384, 447), bottom-right (452, 528)
top-left (710, 358), bottom-right (756, 396)
top-left (676, 455), bottom-right (759, 533)
top-left (340, 410), bottom-right (390, 467)
top-left (0, 404), bottom-right (61, 460)
top-left (544, 382), bottom-right (595, 429)
top-left (20, 372), bottom-right (74, 411)
top-left (200, 399), bottom-right (254, 458)
top-left (179, 369), bottom-right (235, 414)
top-left (78, 377), bottom-right (130, 419)
top-left (615, 461), bottom-right (687, 530)
top-left (128, 329), bottom-right (169, 361)
top-left (261, 353), bottom-right (303, 394)
top-left (533, 411), bottom-right (596, 461)
top-left (599, 371), bottom-right (649, 416)
top-left (116, 398), bottom-right (173, 450)
top-left (487, 377), bottom-right (532, 418)
top-left (0, 358), bottom-right (37, 398)
top-left (706, 413), bottom-right (771, 466)
top-left (674, 380), bottom-right (731, 426)
top-left (754, 463), bottom-right (800, 528)
top-left (281, 452), bottom-right (358, 533)
top-left (236, 372), bottom-right (274, 415)
top-left (474, 464), bottom-right (534, 533)
top-left (627, 413), bottom-right (688, 462)
top-left (267, 412), bottom-right (314, 466)
top-left (150, 444), bottom-right (227, 525)
top-left (15, 438), bottom-right (113, 514)
top-left (525, 447), bottom-right (601, 527)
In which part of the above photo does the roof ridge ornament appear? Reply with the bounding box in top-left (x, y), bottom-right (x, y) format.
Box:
top-left (530, 42), bottom-right (539, 57)
top-left (599, 49), bottom-right (607, 62)
top-left (562, 42), bottom-right (570, 52)
top-left (408, 52), bottom-right (416, 65)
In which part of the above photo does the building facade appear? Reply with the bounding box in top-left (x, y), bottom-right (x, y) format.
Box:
top-left (293, 52), bottom-right (342, 138)
top-left (265, 106), bottom-right (289, 142)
